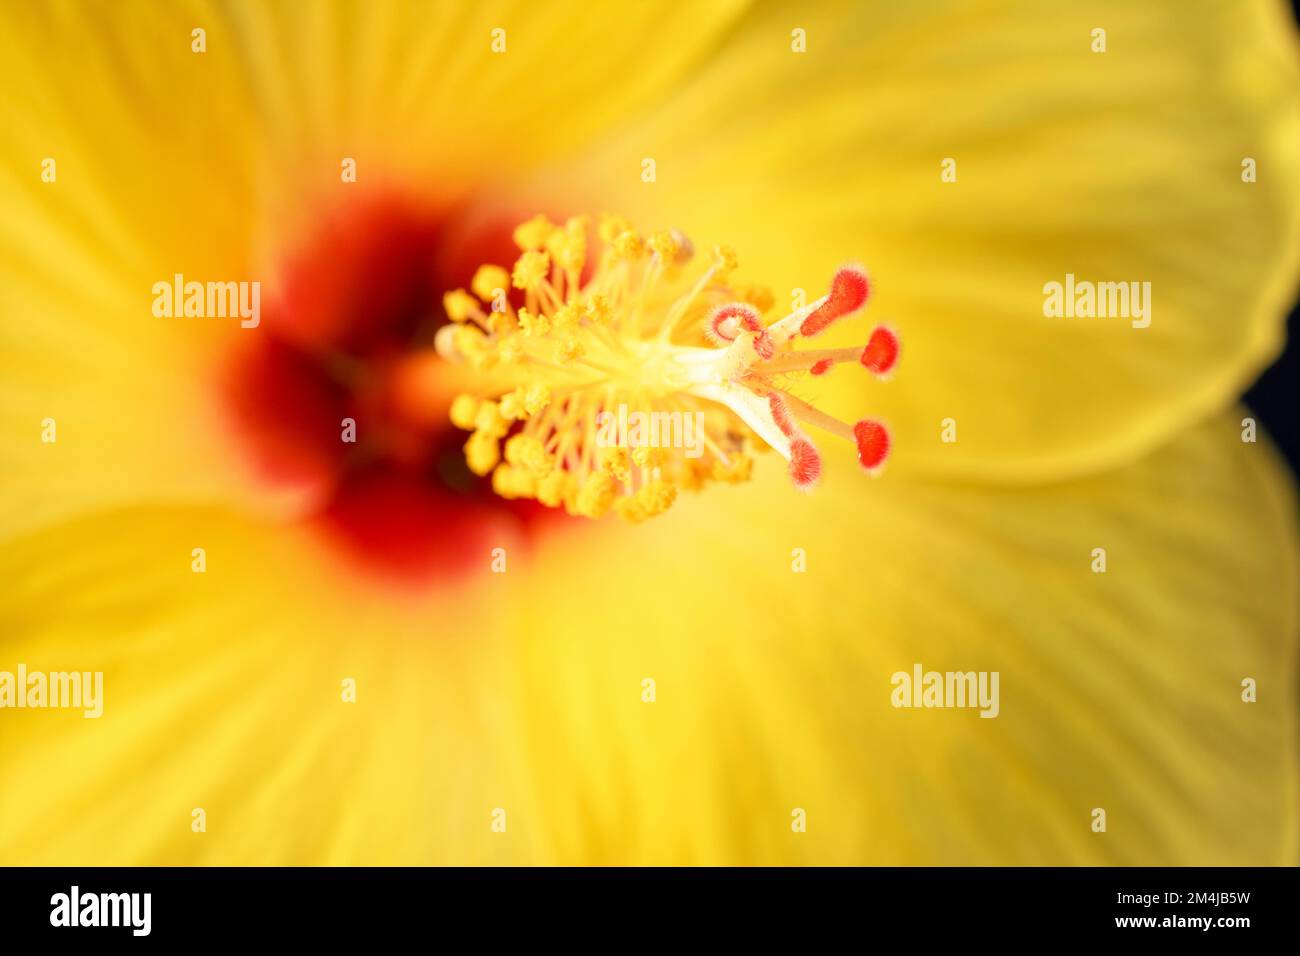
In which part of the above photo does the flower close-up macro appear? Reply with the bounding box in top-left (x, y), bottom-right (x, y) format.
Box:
top-left (2, 0), bottom-right (1300, 895)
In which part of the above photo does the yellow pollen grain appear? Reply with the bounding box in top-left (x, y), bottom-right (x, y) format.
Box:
top-left (576, 472), bottom-right (617, 518)
top-left (637, 479), bottom-right (677, 515)
top-left (517, 307), bottom-right (550, 337)
top-left (712, 244), bottom-right (738, 275)
top-left (551, 304), bottom-right (580, 331)
top-left (512, 250), bottom-right (551, 291)
top-left (471, 265), bottom-right (509, 302)
top-left (556, 333), bottom-right (584, 363)
top-left (496, 335), bottom-right (524, 364)
top-left (523, 384), bottom-right (551, 415)
top-left (584, 294), bottom-right (612, 325)
top-left (649, 231), bottom-right (681, 262)
top-left (465, 431), bottom-right (501, 476)
top-left (443, 288), bottom-right (478, 322)
top-left (499, 391), bottom-right (526, 421)
top-left (599, 214), bottom-right (632, 243)
top-left (632, 445), bottom-right (665, 469)
top-left (474, 400), bottom-right (509, 438)
top-left (449, 394), bottom-right (480, 430)
top-left (597, 446), bottom-right (630, 480)
top-left (513, 214), bottom-right (555, 251)
top-left (612, 230), bottom-right (645, 260)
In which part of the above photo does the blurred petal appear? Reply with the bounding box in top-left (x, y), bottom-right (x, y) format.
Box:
top-left (0, 3), bottom-right (260, 537)
top-left (0, 0), bottom-right (753, 205)
top-left (1, 411), bottom-right (1292, 864)
top-left (217, 0), bottom-right (754, 190)
top-left (0, 511), bottom-right (542, 864)
top-left (527, 0), bottom-right (1300, 481)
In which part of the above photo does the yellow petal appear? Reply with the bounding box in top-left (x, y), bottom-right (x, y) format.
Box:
top-left (0, 0), bottom-right (753, 243)
top-left (528, 0), bottom-right (1300, 481)
top-left (0, 410), bottom-right (1292, 864)
top-left (0, 4), bottom-right (264, 537)
top-left (0, 511), bottom-right (536, 864)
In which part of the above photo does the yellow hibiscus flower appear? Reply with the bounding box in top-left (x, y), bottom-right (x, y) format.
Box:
top-left (1, 0), bottom-right (1298, 865)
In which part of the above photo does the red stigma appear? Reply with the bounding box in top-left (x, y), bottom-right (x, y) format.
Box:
top-left (860, 325), bottom-right (899, 376)
top-left (768, 392), bottom-right (796, 437)
top-left (809, 359), bottom-right (833, 376)
top-left (708, 302), bottom-right (761, 344)
top-left (799, 265), bottom-right (869, 338)
top-left (853, 419), bottom-right (890, 473)
top-left (789, 438), bottom-right (822, 490)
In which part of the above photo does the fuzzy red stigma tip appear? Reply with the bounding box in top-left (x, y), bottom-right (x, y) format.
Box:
top-left (768, 392), bottom-right (796, 437)
top-left (708, 303), bottom-right (761, 344)
top-left (853, 419), bottom-right (890, 473)
top-left (809, 358), bottom-right (833, 376)
top-left (799, 265), bottom-right (870, 338)
top-left (788, 438), bottom-right (822, 490)
top-left (860, 325), bottom-right (899, 376)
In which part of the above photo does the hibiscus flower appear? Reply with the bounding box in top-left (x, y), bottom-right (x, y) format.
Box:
top-left (1, 0), bottom-right (1298, 865)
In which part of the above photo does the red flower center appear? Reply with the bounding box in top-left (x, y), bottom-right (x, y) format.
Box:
top-left (219, 193), bottom-right (565, 588)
